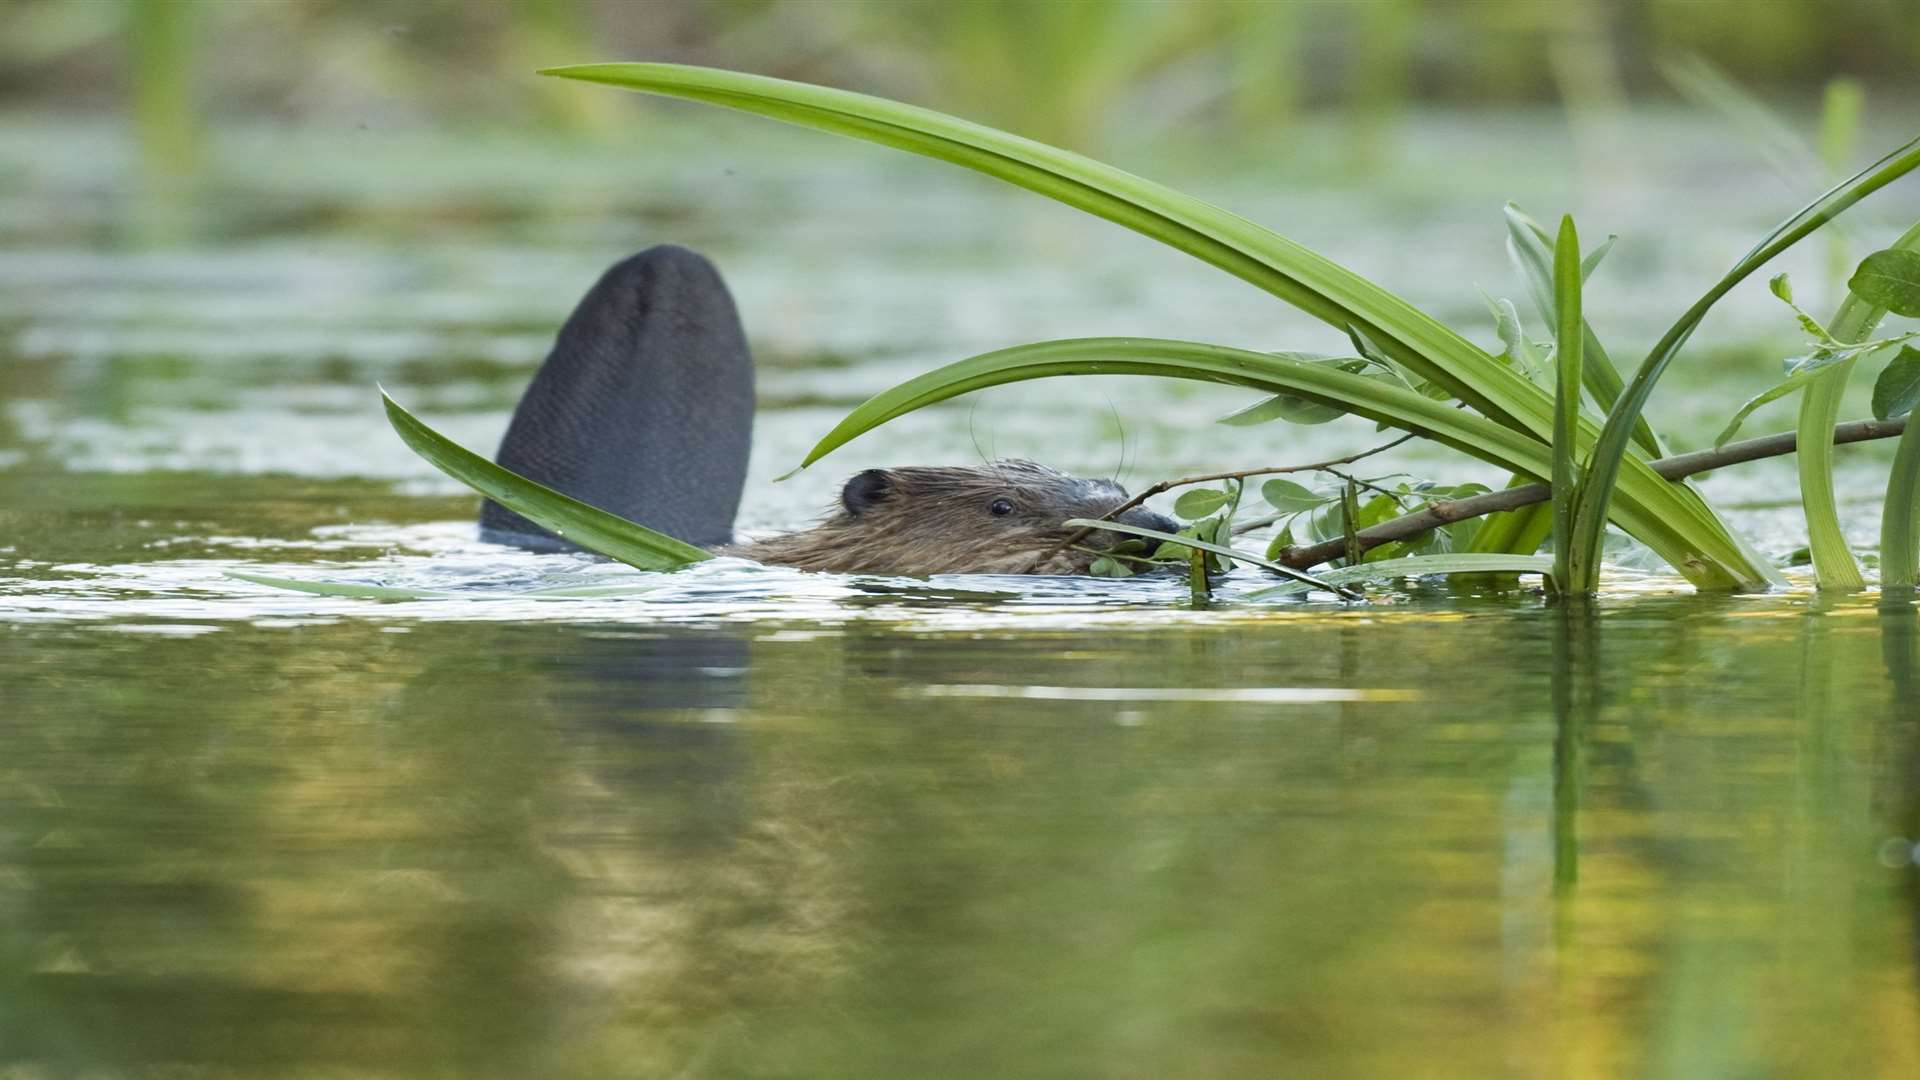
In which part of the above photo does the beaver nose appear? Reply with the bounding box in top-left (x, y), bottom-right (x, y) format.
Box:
top-left (1117, 507), bottom-right (1183, 538)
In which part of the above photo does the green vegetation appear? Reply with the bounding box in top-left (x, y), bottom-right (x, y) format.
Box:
top-left (508, 62), bottom-right (1920, 598)
top-left (361, 62), bottom-right (1920, 600)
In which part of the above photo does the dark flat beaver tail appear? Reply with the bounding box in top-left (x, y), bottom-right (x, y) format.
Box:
top-left (480, 245), bottom-right (754, 550)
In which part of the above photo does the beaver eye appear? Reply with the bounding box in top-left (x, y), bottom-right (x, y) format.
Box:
top-left (989, 498), bottom-right (1014, 517)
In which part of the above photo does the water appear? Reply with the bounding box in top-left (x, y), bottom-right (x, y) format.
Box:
top-left (7, 107), bottom-right (1920, 1076)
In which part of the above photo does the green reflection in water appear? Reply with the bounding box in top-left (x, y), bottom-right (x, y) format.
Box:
top-left (6, 596), bottom-right (1920, 1076)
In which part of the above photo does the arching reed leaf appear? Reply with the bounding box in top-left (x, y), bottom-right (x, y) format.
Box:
top-left (540, 63), bottom-right (1544, 438)
top-left (802, 337), bottom-right (1761, 588)
top-left (381, 389), bottom-right (712, 571)
top-left (549, 62), bottom-right (1786, 591)
top-left (1566, 132), bottom-right (1920, 591)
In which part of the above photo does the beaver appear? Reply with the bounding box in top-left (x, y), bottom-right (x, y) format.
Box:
top-left (479, 245), bottom-right (1178, 574)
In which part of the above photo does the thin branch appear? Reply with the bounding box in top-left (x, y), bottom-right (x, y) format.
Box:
top-left (1273, 415), bottom-right (1909, 570)
top-left (1024, 432), bottom-right (1417, 572)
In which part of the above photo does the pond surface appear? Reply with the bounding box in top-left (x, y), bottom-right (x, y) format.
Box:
top-left (7, 106), bottom-right (1920, 1076)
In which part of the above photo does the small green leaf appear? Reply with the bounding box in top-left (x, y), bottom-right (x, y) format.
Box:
top-left (1713, 349), bottom-right (1855, 446)
top-left (1873, 345), bottom-right (1920, 420)
top-left (1263, 523), bottom-right (1297, 562)
top-left (1261, 478), bottom-right (1326, 512)
top-left (1579, 235), bottom-right (1616, 281)
top-left (1483, 294), bottom-right (1552, 387)
top-left (1150, 539), bottom-right (1193, 562)
top-left (1064, 517), bottom-right (1358, 597)
top-left (1173, 488), bottom-right (1231, 519)
top-left (1089, 556), bottom-right (1134, 578)
top-left (1850, 249), bottom-right (1920, 317)
top-left (1307, 499), bottom-right (1349, 544)
top-left (1205, 515), bottom-right (1236, 573)
top-left (1218, 355), bottom-right (1374, 426)
top-left (1769, 272), bottom-right (1794, 303)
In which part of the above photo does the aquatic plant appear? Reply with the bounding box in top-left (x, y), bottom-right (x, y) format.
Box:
top-left (514, 63), bottom-right (1919, 596)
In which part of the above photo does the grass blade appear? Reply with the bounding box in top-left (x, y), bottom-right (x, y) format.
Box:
top-left (1551, 216), bottom-right (1590, 594)
top-left (1567, 132), bottom-right (1920, 590)
top-left (381, 389), bottom-right (712, 571)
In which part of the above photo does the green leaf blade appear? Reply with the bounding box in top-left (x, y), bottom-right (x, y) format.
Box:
top-left (381, 390), bottom-right (712, 572)
top-left (1551, 214), bottom-right (1590, 594)
top-left (540, 62), bottom-right (1569, 439)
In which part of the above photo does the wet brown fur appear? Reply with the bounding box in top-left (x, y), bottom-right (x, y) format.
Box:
top-left (722, 460), bottom-right (1173, 576)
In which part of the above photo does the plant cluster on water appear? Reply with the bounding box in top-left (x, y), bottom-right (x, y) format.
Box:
top-left (376, 63), bottom-right (1920, 603)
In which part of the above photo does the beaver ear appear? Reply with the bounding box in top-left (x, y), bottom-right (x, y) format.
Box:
top-left (841, 469), bottom-right (893, 515)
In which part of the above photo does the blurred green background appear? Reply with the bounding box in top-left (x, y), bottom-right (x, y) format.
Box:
top-left (9, 0), bottom-right (1920, 200)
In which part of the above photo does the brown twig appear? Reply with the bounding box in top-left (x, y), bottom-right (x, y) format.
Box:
top-left (1025, 432), bottom-right (1418, 572)
top-left (1273, 415), bottom-right (1910, 569)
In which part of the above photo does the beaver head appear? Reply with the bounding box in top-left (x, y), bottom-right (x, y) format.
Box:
top-left (730, 460), bottom-right (1183, 576)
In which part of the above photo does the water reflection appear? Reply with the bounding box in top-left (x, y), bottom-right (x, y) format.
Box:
top-left (7, 595), bottom-right (1920, 1074)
